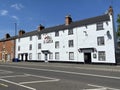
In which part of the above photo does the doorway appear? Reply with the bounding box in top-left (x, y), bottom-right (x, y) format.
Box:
top-left (45, 54), bottom-right (48, 62)
top-left (84, 53), bottom-right (91, 64)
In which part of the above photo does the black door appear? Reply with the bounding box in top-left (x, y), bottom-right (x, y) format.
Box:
top-left (25, 53), bottom-right (28, 61)
top-left (45, 54), bottom-right (48, 62)
top-left (84, 53), bottom-right (91, 64)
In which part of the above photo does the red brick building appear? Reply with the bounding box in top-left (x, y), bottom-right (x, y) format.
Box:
top-left (0, 34), bottom-right (16, 62)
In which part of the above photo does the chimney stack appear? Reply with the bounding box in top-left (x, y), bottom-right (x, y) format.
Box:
top-left (5, 33), bottom-right (10, 39)
top-left (37, 24), bottom-right (45, 31)
top-left (65, 15), bottom-right (72, 25)
top-left (108, 6), bottom-right (113, 15)
top-left (19, 30), bottom-right (25, 36)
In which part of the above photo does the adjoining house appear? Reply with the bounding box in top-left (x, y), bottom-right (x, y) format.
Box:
top-left (0, 34), bottom-right (16, 62)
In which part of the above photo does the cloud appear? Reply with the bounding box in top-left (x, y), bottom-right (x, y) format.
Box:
top-left (11, 15), bottom-right (19, 20)
top-left (11, 3), bottom-right (24, 10)
top-left (0, 10), bottom-right (8, 16)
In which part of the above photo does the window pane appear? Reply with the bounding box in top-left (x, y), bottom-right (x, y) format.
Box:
top-left (38, 34), bottom-right (41, 39)
top-left (69, 52), bottom-right (74, 60)
top-left (69, 40), bottom-right (74, 47)
top-left (38, 53), bottom-right (41, 60)
top-left (97, 37), bottom-right (104, 46)
top-left (97, 22), bottom-right (103, 30)
top-left (30, 36), bottom-right (32, 41)
top-left (38, 43), bottom-right (41, 49)
top-left (98, 51), bottom-right (106, 61)
top-left (68, 29), bottom-right (73, 35)
top-left (18, 46), bottom-right (20, 51)
top-left (29, 53), bottom-right (32, 60)
top-left (55, 52), bottom-right (59, 60)
top-left (29, 44), bottom-right (32, 50)
top-left (49, 53), bottom-right (53, 60)
top-left (55, 31), bottom-right (59, 36)
top-left (55, 41), bottom-right (59, 48)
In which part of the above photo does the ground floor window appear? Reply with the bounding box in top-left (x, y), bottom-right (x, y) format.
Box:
top-left (29, 53), bottom-right (32, 60)
top-left (98, 51), bottom-right (106, 61)
top-left (55, 52), bottom-right (59, 60)
top-left (49, 53), bottom-right (53, 60)
top-left (69, 52), bottom-right (74, 60)
top-left (38, 53), bottom-right (41, 60)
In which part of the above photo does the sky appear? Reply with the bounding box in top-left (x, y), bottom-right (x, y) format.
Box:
top-left (0, 0), bottom-right (120, 38)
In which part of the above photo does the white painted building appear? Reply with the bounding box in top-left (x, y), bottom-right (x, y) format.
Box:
top-left (15, 6), bottom-right (118, 64)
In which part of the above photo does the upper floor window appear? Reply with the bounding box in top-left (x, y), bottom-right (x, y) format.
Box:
top-left (38, 34), bottom-right (41, 40)
top-left (18, 38), bottom-right (20, 42)
top-left (96, 22), bottom-right (104, 30)
top-left (98, 51), bottom-right (106, 61)
top-left (55, 41), bottom-right (59, 48)
top-left (68, 28), bottom-right (73, 35)
top-left (29, 44), bottom-right (32, 50)
top-left (18, 46), bottom-right (20, 51)
top-left (55, 31), bottom-right (59, 37)
top-left (30, 36), bottom-right (32, 41)
top-left (69, 40), bottom-right (74, 47)
top-left (38, 43), bottom-right (41, 49)
top-left (97, 37), bottom-right (105, 46)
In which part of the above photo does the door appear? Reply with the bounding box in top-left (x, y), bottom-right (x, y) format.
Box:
top-left (45, 54), bottom-right (48, 62)
top-left (84, 53), bottom-right (91, 64)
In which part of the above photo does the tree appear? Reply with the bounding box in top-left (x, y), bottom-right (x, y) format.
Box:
top-left (117, 14), bottom-right (120, 37)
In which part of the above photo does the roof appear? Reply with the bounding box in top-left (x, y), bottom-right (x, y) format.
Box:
top-left (0, 14), bottom-right (110, 41)
top-left (0, 36), bottom-right (18, 42)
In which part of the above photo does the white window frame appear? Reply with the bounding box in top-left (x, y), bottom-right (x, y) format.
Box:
top-left (49, 53), bottom-right (53, 60)
top-left (97, 37), bottom-right (105, 46)
top-left (38, 53), bottom-right (41, 60)
top-left (69, 40), bottom-right (74, 47)
top-left (29, 53), bottom-right (32, 60)
top-left (55, 41), bottom-right (59, 48)
top-left (69, 52), bottom-right (74, 60)
top-left (68, 28), bottom-right (73, 35)
top-left (55, 52), bottom-right (59, 60)
top-left (98, 51), bottom-right (106, 61)
top-left (97, 22), bottom-right (104, 30)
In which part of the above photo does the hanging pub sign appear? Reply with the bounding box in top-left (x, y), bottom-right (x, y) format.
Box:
top-left (43, 34), bottom-right (53, 43)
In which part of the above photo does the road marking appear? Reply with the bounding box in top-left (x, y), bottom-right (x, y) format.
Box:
top-left (88, 84), bottom-right (120, 90)
top-left (19, 79), bottom-right (60, 84)
top-left (0, 74), bottom-right (29, 79)
top-left (0, 78), bottom-right (36, 90)
top-left (1, 65), bottom-right (120, 80)
top-left (83, 88), bottom-right (107, 90)
top-left (0, 83), bottom-right (8, 87)
top-left (0, 69), bottom-right (13, 74)
top-left (26, 74), bottom-right (59, 80)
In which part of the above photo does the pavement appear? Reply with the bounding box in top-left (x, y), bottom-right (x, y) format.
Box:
top-left (0, 62), bottom-right (120, 90)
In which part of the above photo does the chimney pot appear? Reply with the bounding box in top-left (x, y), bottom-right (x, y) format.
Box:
top-left (5, 33), bottom-right (10, 39)
top-left (38, 24), bottom-right (45, 31)
top-left (108, 6), bottom-right (113, 15)
top-left (19, 30), bottom-right (25, 36)
top-left (65, 15), bottom-right (72, 25)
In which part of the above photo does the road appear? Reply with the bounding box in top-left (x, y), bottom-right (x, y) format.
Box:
top-left (0, 62), bottom-right (120, 90)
